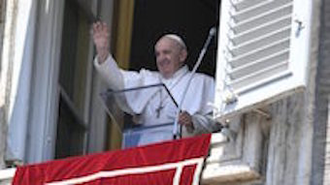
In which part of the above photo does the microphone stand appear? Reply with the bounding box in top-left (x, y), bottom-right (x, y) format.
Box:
top-left (105, 83), bottom-right (179, 108)
top-left (173, 27), bottom-right (217, 139)
top-left (100, 83), bottom-right (180, 135)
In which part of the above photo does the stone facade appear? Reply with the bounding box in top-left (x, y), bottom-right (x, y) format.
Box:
top-left (0, 0), bottom-right (6, 170)
top-left (312, 0), bottom-right (330, 184)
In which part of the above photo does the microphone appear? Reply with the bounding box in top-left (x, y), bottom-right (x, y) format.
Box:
top-left (200, 26), bottom-right (217, 55)
top-left (209, 27), bottom-right (217, 37)
top-left (173, 26), bottom-right (217, 139)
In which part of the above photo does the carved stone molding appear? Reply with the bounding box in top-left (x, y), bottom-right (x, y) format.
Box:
top-left (202, 113), bottom-right (266, 184)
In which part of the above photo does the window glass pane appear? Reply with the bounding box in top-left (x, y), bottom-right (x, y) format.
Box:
top-left (56, 0), bottom-right (91, 159)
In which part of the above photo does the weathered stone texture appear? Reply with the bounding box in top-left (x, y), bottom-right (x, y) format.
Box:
top-left (324, 106), bottom-right (330, 184)
top-left (0, 0), bottom-right (6, 170)
top-left (0, 0), bottom-right (5, 72)
top-left (0, 107), bottom-right (5, 169)
top-left (312, 0), bottom-right (330, 184)
top-left (265, 93), bottom-right (305, 185)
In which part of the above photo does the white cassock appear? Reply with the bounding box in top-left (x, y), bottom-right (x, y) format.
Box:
top-left (94, 55), bottom-right (220, 146)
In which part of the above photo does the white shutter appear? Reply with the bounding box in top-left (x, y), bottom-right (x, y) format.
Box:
top-left (214, 0), bottom-right (312, 120)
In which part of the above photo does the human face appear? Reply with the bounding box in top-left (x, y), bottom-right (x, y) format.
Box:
top-left (155, 37), bottom-right (187, 79)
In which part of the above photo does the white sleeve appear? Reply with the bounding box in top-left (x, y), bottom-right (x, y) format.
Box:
top-left (190, 113), bottom-right (222, 135)
top-left (184, 75), bottom-right (221, 135)
top-left (93, 55), bottom-right (153, 90)
top-left (93, 55), bottom-right (125, 90)
top-left (93, 55), bottom-right (158, 115)
top-left (94, 55), bottom-right (137, 114)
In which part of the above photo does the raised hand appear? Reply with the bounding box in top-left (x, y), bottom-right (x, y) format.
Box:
top-left (92, 21), bottom-right (110, 64)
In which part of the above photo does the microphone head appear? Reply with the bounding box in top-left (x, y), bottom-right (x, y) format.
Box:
top-left (209, 27), bottom-right (217, 36)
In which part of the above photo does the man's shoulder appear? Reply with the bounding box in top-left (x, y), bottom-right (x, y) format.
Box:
top-left (192, 72), bottom-right (214, 83)
top-left (139, 68), bottom-right (160, 77)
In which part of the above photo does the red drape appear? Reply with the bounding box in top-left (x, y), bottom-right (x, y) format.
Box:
top-left (13, 134), bottom-right (211, 185)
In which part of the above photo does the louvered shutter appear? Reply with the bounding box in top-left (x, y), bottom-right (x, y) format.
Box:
top-left (214, 0), bottom-right (312, 119)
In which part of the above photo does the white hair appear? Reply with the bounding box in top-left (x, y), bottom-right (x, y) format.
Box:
top-left (162, 34), bottom-right (187, 50)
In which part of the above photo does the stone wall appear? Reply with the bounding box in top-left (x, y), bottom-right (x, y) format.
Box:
top-left (0, 0), bottom-right (5, 71)
top-left (264, 0), bottom-right (323, 184)
top-left (0, 0), bottom-right (6, 169)
top-left (0, 107), bottom-right (6, 170)
top-left (265, 93), bottom-right (308, 185)
top-left (312, 0), bottom-right (330, 184)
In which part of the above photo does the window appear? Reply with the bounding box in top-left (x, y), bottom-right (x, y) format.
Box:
top-left (214, 0), bottom-right (312, 120)
top-left (55, 0), bottom-right (91, 158)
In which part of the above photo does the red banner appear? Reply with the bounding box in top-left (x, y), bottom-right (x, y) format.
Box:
top-left (13, 134), bottom-right (211, 185)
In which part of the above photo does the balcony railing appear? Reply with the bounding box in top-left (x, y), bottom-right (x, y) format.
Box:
top-left (0, 131), bottom-right (262, 184)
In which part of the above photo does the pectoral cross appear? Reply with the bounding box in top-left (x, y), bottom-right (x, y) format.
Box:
top-left (156, 105), bottom-right (164, 118)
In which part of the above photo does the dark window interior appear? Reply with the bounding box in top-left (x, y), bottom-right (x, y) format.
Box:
top-left (129, 0), bottom-right (220, 76)
top-left (56, 0), bottom-right (89, 159)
